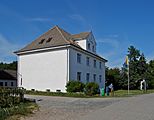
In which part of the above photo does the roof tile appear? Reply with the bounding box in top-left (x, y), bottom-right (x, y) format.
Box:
top-left (15, 26), bottom-right (88, 53)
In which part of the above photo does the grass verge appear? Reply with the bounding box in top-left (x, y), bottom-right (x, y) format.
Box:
top-left (26, 90), bottom-right (90, 98)
top-left (26, 89), bottom-right (154, 98)
top-left (0, 101), bottom-right (38, 120)
top-left (113, 89), bottom-right (154, 97)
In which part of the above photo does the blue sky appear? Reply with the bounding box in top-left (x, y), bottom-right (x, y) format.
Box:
top-left (0, 0), bottom-right (154, 67)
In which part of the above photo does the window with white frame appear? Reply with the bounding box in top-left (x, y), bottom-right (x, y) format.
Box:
top-left (99, 75), bottom-right (102, 83)
top-left (5, 82), bottom-right (7, 86)
top-left (86, 57), bottom-right (90, 66)
top-left (86, 73), bottom-right (90, 83)
top-left (99, 62), bottom-right (102, 69)
top-left (11, 82), bottom-right (13, 86)
top-left (92, 45), bottom-right (95, 52)
top-left (94, 60), bottom-right (96, 68)
top-left (77, 53), bottom-right (81, 63)
top-left (0, 82), bottom-right (3, 86)
top-left (77, 72), bottom-right (81, 81)
top-left (93, 74), bottom-right (96, 82)
top-left (88, 43), bottom-right (91, 50)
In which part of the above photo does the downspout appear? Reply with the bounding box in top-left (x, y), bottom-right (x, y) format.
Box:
top-left (66, 47), bottom-right (69, 83)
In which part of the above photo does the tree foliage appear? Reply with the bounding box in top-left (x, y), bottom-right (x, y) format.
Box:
top-left (66, 81), bottom-right (85, 92)
top-left (106, 45), bottom-right (154, 90)
top-left (106, 67), bottom-right (121, 90)
top-left (85, 82), bottom-right (99, 96)
top-left (146, 60), bottom-right (154, 89)
top-left (0, 61), bottom-right (17, 70)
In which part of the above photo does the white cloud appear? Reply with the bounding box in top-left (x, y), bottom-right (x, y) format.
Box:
top-left (26, 18), bottom-right (52, 22)
top-left (97, 38), bottom-right (120, 58)
top-left (0, 34), bottom-right (21, 62)
top-left (69, 14), bottom-right (92, 30)
top-left (98, 38), bottom-right (119, 48)
top-left (97, 35), bottom-right (130, 68)
top-left (70, 14), bottom-right (85, 22)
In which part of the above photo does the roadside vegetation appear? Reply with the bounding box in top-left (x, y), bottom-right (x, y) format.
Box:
top-left (113, 89), bottom-right (154, 97)
top-left (0, 87), bottom-right (38, 120)
top-left (106, 45), bottom-right (154, 90)
top-left (25, 88), bottom-right (154, 98)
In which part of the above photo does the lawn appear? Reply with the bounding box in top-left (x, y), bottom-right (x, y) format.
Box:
top-left (0, 101), bottom-right (38, 120)
top-left (26, 89), bottom-right (154, 98)
top-left (113, 89), bottom-right (154, 97)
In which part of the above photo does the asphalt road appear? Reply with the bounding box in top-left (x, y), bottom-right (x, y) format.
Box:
top-left (80, 93), bottom-right (154, 120)
top-left (22, 93), bottom-right (154, 120)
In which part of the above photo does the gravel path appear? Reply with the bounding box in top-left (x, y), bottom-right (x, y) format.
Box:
top-left (21, 95), bottom-right (122, 120)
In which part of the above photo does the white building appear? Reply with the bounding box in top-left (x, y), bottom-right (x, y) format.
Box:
top-left (15, 26), bottom-right (107, 92)
top-left (0, 70), bottom-right (17, 88)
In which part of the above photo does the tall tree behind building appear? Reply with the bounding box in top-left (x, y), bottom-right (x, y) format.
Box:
top-left (0, 61), bottom-right (17, 70)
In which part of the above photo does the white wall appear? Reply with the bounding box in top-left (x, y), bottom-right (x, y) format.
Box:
top-left (75, 33), bottom-right (97, 54)
top-left (76, 39), bottom-right (87, 50)
top-left (18, 48), bottom-right (68, 92)
top-left (86, 33), bottom-right (96, 54)
top-left (69, 47), bottom-right (105, 89)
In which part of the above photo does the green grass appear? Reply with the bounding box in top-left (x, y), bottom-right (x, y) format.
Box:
top-left (0, 102), bottom-right (38, 120)
top-left (26, 90), bottom-right (90, 98)
top-left (114, 89), bottom-right (154, 97)
top-left (26, 89), bottom-right (154, 98)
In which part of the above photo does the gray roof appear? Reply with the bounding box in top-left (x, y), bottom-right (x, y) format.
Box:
top-left (15, 26), bottom-right (90, 53)
top-left (15, 25), bottom-right (107, 62)
top-left (0, 70), bottom-right (17, 80)
top-left (71, 32), bottom-right (90, 40)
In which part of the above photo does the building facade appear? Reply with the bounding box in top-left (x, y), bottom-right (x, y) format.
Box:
top-left (0, 70), bottom-right (17, 88)
top-left (15, 26), bottom-right (107, 92)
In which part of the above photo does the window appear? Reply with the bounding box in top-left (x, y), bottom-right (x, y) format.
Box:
top-left (93, 74), bottom-right (96, 82)
top-left (0, 82), bottom-right (3, 86)
top-left (11, 82), bottom-right (13, 86)
top-left (99, 62), bottom-right (102, 69)
top-left (86, 73), bottom-right (90, 83)
top-left (5, 82), bottom-right (7, 86)
top-left (46, 37), bottom-right (52, 43)
top-left (39, 39), bottom-right (45, 44)
top-left (77, 72), bottom-right (81, 81)
top-left (88, 43), bottom-right (91, 50)
top-left (94, 60), bottom-right (96, 68)
top-left (92, 46), bottom-right (95, 52)
top-left (86, 57), bottom-right (90, 66)
top-left (99, 75), bottom-right (102, 83)
top-left (77, 53), bottom-right (81, 63)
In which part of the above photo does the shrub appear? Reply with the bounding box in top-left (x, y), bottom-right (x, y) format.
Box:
top-left (85, 82), bottom-right (99, 96)
top-left (66, 81), bottom-right (85, 92)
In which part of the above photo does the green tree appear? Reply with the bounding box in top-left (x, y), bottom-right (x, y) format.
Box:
top-left (127, 46), bottom-right (141, 89)
top-left (85, 82), bottom-right (99, 96)
top-left (119, 67), bottom-right (128, 89)
top-left (105, 67), bottom-right (121, 90)
top-left (66, 81), bottom-right (85, 92)
top-left (0, 61), bottom-right (17, 70)
top-left (121, 46), bottom-right (148, 89)
top-left (137, 53), bottom-right (148, 79)
top-left (146, 60), bottom-right (154, 89)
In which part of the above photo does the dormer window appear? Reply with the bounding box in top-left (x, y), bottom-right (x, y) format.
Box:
top-left (88, 43), bottom-right (91, 50)
top-left (39, 39), bottom-right (45, 44)
top-left (46, 37), bottom-right (53, 43)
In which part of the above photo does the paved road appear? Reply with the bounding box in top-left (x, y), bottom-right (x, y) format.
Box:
top-left (22, 95), bottom-right (121, 120)
top-left (80, 93), bottom-right (154, 120)
top-left (22, 94), bottom-right (154, 120)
